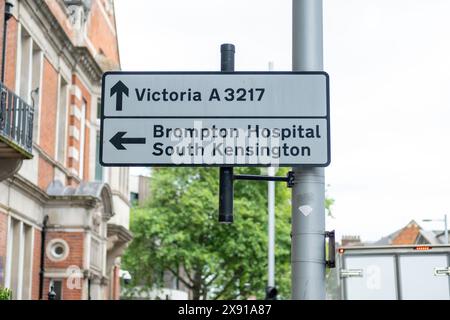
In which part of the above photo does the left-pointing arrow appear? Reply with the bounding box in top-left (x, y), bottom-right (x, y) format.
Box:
top-left (110, 132), bottom-right (146, 150)
top-left (110, 81), bottom-right (129, 111)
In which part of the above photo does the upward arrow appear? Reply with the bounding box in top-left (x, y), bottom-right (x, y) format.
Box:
top-left (110, 81), bottom-right (129, 111)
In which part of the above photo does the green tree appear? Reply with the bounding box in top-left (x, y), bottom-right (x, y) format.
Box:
top-left (0, 287), bottom-right (12, 300)
top-left (123, 167), bottom-right (332, 300)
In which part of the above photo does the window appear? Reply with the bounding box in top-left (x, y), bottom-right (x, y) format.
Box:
top-left (46, 239), bottom-right (70, 262)
top-left (120, 168), bottom-right (128, 196)
top-left (49, 280), bottom-right (63, 300)
top-left (90, 238), bottom-right (102, 271)
top-left (16, 26), bottom-right (43, 142)
top-left (56, 76), bottom-right (69, 164)
top-left (96, 98), bottom-right (101, 121)
top-left (79, 99), bottom-right (87, 179)
top-left (130, 192), bottom-right (139, 206)
top-left (31, 43), bottom-right (42, 142)
top-left (18, 29), bottom-right (32, 102)
top-left (95, 98), bottom-right (105, 182)
top-left (5, 218), bottom-right (33, 299)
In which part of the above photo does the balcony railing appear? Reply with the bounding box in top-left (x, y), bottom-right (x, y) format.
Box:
top-left (0, 82), bottom-right (34, 157)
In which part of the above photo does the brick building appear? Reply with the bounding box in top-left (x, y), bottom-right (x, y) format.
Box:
top-left (0, 0), bottom-right (131, 300)
top-left (373, 220), bottom-right (448, 246)
top-left (342, 220), bottom-right (449, 247)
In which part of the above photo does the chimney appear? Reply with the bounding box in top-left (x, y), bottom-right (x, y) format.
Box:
top-left (341, 235), bottom-right (362, 247)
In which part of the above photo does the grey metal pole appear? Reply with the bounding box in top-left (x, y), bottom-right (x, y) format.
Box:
top-left (218, 44), bottom-right (235, 224)
top-left (267, 61), bottom-right (276, 289)
top-left (268, 166), bottom-right (275, 288)
top-left (445, 214), bottom-right (448, 244)
top-left (291, 0), bottom-right (326, 300)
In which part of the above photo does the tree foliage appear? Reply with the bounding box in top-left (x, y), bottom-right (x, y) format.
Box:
top-left (0, 287), bottom-right (12, 300)
top-left (123, 167), bottom-right (333, 300)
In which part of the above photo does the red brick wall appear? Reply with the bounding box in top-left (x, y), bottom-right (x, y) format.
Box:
top-left (61, 279), bottom-right (82, 300)
top-left (38, 156), bottom-right (54, 191)
top-left (87, 0), bottom-right (120, 65)
top-left (45, 0), bottom-right (120, 67)
top-left (29, 230), bottom-right (85, 300)
top-left (392, 223), bottom-right (420, 245)
top-left (32, 228), bottom-right (42, 299)
top-left (45, 232), bottom-right (84, 268)
top-left (36, 57), bottom-right (59, 191)
top-left (44, 0), bottom-right (76, 41)
top-left (0, 0), bottom-right (5, 81)
top-left (4, 16), bottom-right (17, 90)
top-left (39, 58), bottom-right (58, 156)
top-left (0, 211), bottom-right (7, 286)
top-left (44, 232), bottom-right (84, 300)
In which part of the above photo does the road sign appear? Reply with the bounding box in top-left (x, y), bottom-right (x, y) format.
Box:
top-left (100, 71), bottom-right (330, 167)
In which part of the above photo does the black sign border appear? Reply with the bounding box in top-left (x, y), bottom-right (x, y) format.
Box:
top-left (100, 71), bottom-right (330, 168)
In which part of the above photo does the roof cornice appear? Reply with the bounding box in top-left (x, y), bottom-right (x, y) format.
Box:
top-left (7, 174), bottom-right (50, 205)
top-left (107, 223), bottom-right (133, 243)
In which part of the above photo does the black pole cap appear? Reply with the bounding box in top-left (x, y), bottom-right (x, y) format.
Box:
top-left (220, 43), bottom-right (235, 53)
top-left (220, 44), bottom-right (235, 72)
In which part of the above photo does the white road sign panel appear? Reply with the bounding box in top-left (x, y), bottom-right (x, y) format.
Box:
top-left (100, 72), bottom-right (330, 167)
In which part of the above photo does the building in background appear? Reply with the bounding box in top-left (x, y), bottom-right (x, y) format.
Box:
top-left (372, 220), bottom-right (447, 246)
top-left (341, 220), bottom-right (448, 247)
top-left (330, 220), bottom-right (450, 300)
top-left (129, 174), bottom-right (151, 207)
top-left (340, 235), bottom-right (362, 247)
top-left (0, 0), bottom-right (131, 300)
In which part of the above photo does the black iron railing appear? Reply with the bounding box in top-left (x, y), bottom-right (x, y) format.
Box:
top-left (0, 82), bottom-right (34, 155)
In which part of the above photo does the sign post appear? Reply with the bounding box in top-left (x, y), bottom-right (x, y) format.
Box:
top-left (219, 44), bottom-right (235, 224)
top-left (291, 0), bottom-right (326, 300)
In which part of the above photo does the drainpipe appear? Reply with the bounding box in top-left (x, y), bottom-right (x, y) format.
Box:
top-left (38, 215), bottom-right (49, 300)
top-left (2, 1), bottom-right (13, 83)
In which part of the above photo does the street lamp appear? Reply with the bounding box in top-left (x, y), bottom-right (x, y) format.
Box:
top-left (422, 214), bottom-right (448, 244)
top-left (265, 286), bottom-right (278, 300)
top-left (119, 270), bottom-right (132, 285)
top-left (48, 286), bottom-right (57, 300)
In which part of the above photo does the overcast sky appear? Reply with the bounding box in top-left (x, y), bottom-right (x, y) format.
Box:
top-left (115, 0), bottom-right (450, 242)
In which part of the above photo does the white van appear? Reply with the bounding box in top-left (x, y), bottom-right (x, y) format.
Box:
top-left (337, 245), bottom-right (450, 300)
